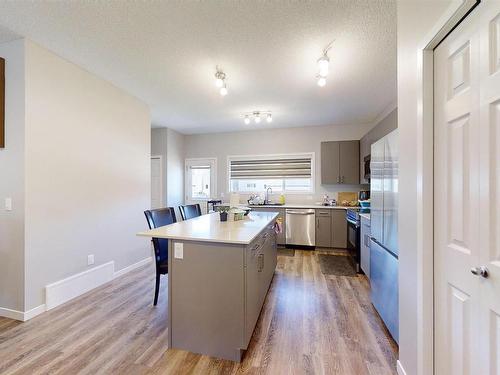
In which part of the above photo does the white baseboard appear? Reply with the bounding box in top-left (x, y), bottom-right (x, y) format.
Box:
top-left (397, 360), bottom-right (408, 375)
top-left (0, 304), bottom-right (46, 321)
top-left (23, 304), bottom-right (46, 320)
top-left (114, 257), bottom-right (152, 279)
top-left (45, 261), bottom-right (115, 310)
top-left (3, 257), bottom-right (153, 321)
top-left (0, 307), bottom-right (24, 321)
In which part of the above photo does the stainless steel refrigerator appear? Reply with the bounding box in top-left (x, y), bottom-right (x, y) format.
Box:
top-left (370, 129), bottom-right (399, 343)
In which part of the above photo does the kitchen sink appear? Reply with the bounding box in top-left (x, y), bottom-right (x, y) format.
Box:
top-left (249, 203), bottom-right (284, 206)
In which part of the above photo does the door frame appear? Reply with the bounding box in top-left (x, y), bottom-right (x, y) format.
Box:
top-left (412, 1), bottom-right (479, 375)
top-left (184, 157), bottom-right (218, 208)
top-left (151, 155), bottom-right (164, 208)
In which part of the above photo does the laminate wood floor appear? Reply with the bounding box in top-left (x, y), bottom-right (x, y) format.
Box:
top-left (0, 250), bottom-right (398, 375)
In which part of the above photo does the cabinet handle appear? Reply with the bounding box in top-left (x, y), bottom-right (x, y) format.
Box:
top-left (258, 254), bottom-right (264, 272)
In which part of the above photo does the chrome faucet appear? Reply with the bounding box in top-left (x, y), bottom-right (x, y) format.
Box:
top-left (265, 187), bottom-right (272, 204)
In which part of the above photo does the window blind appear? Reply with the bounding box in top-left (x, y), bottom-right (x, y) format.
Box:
top-left (229, 157), bottom-right (312, 180)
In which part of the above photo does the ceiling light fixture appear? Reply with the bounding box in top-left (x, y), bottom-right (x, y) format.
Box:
top-left (220, 84), bottom-right (228, 96)
top-left (214, 67), bottom-right (228, 96)
top-left (316, 40), bottom-right (334, 87)
top-left (241, 111), bottom-right (273, 125)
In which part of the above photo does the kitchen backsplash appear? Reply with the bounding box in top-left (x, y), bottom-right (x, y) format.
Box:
top-left (221, 185), bottom-right (369, 205)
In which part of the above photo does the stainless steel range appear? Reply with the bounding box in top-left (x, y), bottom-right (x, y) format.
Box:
top-left (345, 208), bottom-right (369, 273)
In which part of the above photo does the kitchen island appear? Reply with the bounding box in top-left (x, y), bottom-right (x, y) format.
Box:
top-left (137, 211), bottom-right (279, 362)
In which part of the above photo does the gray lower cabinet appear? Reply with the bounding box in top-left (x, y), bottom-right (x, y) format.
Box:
top-left (331, 210), bottom-right (347, 248)
top-left (321, 140), bottom-right (360, 184)
top-left (315, 210), bottom-right (332, 247)
top-left (249, 207), bottom-right (285, 245)
top-left (245, 238), bottom-right (263, 342)
top-left (169, 225), bottom-right (277, 362)
top-left (360, 216), bottom-right (371, 278)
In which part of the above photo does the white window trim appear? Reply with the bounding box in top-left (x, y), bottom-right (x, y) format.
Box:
top-left (227, 152), bottom-right (315, 195)
top-left (185, 157), bottom-right (217, 202)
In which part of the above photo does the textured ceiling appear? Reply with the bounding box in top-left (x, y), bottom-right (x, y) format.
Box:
top-left (0, 1), bottom-right (396, 134)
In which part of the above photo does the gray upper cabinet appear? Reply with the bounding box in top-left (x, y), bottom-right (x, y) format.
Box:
top-left (339, 141), bottom-right (360, 184)
top-left (321, 141), bottom-right (340, 184)
top-left (321, 140), bottom-right (360, 184)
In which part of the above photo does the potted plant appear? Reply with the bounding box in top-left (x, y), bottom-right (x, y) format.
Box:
top-left (216, 205), bottom-right (230, 222)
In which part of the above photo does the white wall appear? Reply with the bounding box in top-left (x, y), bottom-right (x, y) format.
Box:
top-left (151, 127), bottom-right (168, 206)
top-left (359, 108), bottom-right (398, 183)
top-left (0, 39), bottom-right (26, 312)
top-left (166, 128), bottom-right (185, 210)
top-left (151, 127), bottom-right (185, 217)
top-left (397, 1), bottom-right (457, 374)
top-left (184, 124), bottom-right (372, 204)
top-left (23, 40), bottom-right (151, 310)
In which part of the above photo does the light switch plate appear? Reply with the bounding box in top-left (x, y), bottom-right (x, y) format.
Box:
top-left (5, 198), bottom-right (12, 211)
top-left (174, 243), bottom-right (184, 259)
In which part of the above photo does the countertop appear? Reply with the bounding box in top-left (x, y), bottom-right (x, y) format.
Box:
top-left (137, 211), bottom-right (279, 245)
top-left (249, 204), bottom-right (358, 210)
top-left (359, 213), bottom-right (371, 220)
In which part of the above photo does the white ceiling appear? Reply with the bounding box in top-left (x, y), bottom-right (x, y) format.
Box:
top-left (0, 1), bottom-right (396, 134)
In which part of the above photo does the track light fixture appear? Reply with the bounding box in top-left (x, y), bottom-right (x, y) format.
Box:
top-left (214, 68), bottom-right (228, 96)
top-left (241, 111), bottom-right (272, 125)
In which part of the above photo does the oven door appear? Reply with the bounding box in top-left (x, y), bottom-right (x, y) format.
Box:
top-left (346, 218), bottom-right (360, 272)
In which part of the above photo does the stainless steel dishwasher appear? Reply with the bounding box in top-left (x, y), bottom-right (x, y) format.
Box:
top-left (285, 209), bottom-right (315, 247)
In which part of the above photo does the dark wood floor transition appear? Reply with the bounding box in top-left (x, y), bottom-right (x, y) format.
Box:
top-left (0, 250), bottom-right (398, 375)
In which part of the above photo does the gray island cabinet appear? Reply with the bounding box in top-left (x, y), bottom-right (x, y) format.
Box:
top-left (137, 211), bottom-right (279, 362)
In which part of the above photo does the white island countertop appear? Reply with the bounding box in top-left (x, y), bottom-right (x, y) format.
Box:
top-left (137, 211), bottom-right (279, 245)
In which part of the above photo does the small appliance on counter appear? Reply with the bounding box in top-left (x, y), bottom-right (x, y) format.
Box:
top-left (358, 190), bottom-right (370, 201)
top-left (321, 194), bottom-right (336, 206)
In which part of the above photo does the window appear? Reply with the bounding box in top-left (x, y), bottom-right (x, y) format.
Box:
top-left (228, 153), bottom-right (314, 193)
top-left (190, 165), bottom-right (211, 199)
top-left (185, 158), bottom-right (217, 202)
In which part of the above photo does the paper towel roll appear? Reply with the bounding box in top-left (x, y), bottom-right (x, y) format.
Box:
top-left (230, 193), bottom-right (240, 208)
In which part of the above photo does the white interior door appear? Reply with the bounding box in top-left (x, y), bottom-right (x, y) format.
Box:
top-left (185, 158), bottom-right (217, 214)
top-left (434, 2), bottom-right (500, 374)
top-left (151, 156), bottom-right (163, 209)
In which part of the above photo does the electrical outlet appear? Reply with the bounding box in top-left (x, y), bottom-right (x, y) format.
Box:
top-left (5, 198), bottom-right (12, 211)
top-left (174, 243), bottom-right (183, 259)
top-left (87, 254), bottom-right (95, 266)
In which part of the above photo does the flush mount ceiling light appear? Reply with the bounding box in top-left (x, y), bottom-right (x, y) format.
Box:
top-left (214, 68), bottom-right (228, 96)
top-left (242, 111), bottom-right (272, 125)
top-left (317, 40), bottom-right (334, 87)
